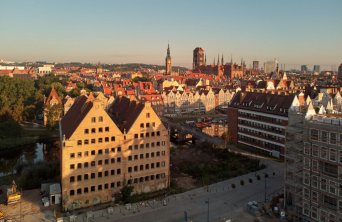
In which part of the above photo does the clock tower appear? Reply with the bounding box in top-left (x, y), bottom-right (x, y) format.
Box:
top-left (165, 44), bottom-right (172, 75)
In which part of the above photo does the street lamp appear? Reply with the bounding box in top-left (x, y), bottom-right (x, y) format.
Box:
top-left (205, 198), bottom-right (210, 222)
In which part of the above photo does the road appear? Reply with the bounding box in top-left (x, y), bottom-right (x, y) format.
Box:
top-left (163, 118), bottom-right (224, 146)
top-left (69, 160), bottom-right (284, 222)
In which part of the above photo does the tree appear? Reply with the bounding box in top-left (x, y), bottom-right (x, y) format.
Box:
top-left (120, 186), bottom-right (134, 204)
top-left (46, 104), bottom-right (62, 130)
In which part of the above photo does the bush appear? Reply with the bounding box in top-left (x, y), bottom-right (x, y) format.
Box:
top-left (120, 186), bottom-right (134, 204)
top-left (17, 161), bottom-right (60, 189)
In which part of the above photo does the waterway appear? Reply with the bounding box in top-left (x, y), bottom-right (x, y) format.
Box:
top-left (0, 140), bottom-right (60, 177)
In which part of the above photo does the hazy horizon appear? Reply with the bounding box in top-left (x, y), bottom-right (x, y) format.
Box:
top-left (1, 0), bottom-right (341, 69)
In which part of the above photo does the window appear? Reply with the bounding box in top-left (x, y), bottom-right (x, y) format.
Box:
top-left (91, 186), bottom-right (95, 192)
top-left (140, 133), bottom-right (144, 138)
top-left (151, 152), bottom-right (155, 158)
top-left (117, 147), bottom-right (121, 152)
top-left (70, 164), bottom-right (75, 170)
top-left (91, 128), bottom-right (96, 133)
top-left (84, 151), bottom-right (89, 157)
top-left (140, 123), bottom-right (144, 128)
top-left (98, 127), bottom-right (103, 133)
top-left (70, 190), bottom-right (75, 196)
top-left (304, 143), bottom-right (311, 155)
top-left (98, 160), bottom-right (102, 165)
top-left (117, 181), bottom-right (121, 187)
top-left (321, 147), bottom-right (328, 159)
top-left (145, 153), bottom-right (150, 158)
top-left (105, 137), bottom-right (109, 142)
top-left (91, 117), bottom-right (96, 123)
top-left (312, 145), bottom-right (319, 157)
top-left (140, 154), bottom-right (144, 159)
top-left (128, 167), bottom-right (132, 173)
top-left (104, 183), bottom-right (108, 189)
top-left (134, 155), bottom-right (138, 160)
top-left (84, 174), bottom-right (89, 180)
top-left (91, 161), bottom-right (95, 167)
top-left (84, 187), bottom-right (89, 193)
top-left (70, 153), bottom-right (75, 158)
top-left (323, 195), bottom-right (337, 209)
top-left (77, 140), bottom-right (82, 145)
top-left (128, 156), bottom-right (132, 161)
top-left (77, 152), bottom-right (82, 157)
top-left (321, 131), bottom-right (328, 142)
top-left (91, 150), bottom-right (95, 155)
top-left (140, 144), bottom-right (144, 149)
top-left (310, 129), bottom-right (318, 140)
top-left (146, 133), bottom-right (149, 137)
top-left (111, 183), bottom-right (115, 188)
top-left (111, 158), bottom-right (115, 164)
top-left (77, 163), bottom-right (82, 169)
top-left (157, 131), bottom-right (160, 136)
top-left (105, 148), bottom-right (109, 154)
top-left (70, 176), bottom-right (75, 183)
top-left (128, 146), bottom-right (132, 151)
top-left (117, 157), bottom-right (121, 163)
top-left (117, 169), bottom-right (121, 175)
top-left (98, 185), bottom-right (102, 191)
top-left (77, 175), bottom-right (82, 181)
top-left (134, 145), bottom-right (138, 150)
top-left (105, 159), bottom-right (109, 165)
top-left (140, 165), bottom-right (144, 170)
top-left (146, 123), bottom-right (150, 128)
top-left (98, 149), bottom-right (103, 155)
top-left (98, 172), bottom-right (102, 178)
top-left (151, 132), bottom-right (155, 137)
top-left (98, 138), bottom-right (103, 143)
top-left (84, 129), bottom-right (89, 134)
top-left (111, 170), bottom-right (115, 175)
top-left (111, 136), bottom-right (115, 141)
top-left (99, 116), bottom-right (103, 122)
top-left (152, 122), bottom-right (155, 127)
top-left (330, 133), bottom-right (336, 144)
top-left (84, 139), bottom-right (89, 145)
top-left (91, 139), bottom-right (95, 144)
top-left (105, 127), bottom-right (109, 132)
top-left (146, 113), bottom-right (150, 118)
top-left (145, 164), bottom-right (149, 170)
top-left (329, 149), bottom-right (337, 161)
top-left (104, 171), bottom-right (108, 177)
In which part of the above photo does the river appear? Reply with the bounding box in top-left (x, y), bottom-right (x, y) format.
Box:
top-left (0, 140), bottom-right (60, 177)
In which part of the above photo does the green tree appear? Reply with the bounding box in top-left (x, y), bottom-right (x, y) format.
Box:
top-left (120, 186), bottom-right (134, 203)
top-left (46, 104), bottom-right (62, 130)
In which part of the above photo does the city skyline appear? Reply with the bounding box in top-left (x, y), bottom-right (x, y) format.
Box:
top-left (1, 0), bottom-right (341, 68)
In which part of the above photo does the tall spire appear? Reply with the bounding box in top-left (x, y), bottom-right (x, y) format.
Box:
top-left (217, 54), bottom-right (220, 66)
top-left (221, 54), bottom-right (224, 65)
top-left (230, 54), bottom-right (233, 64)
top-left (205, 54), bottom-right (207, 66)
top-left (167, 43), bottom-right (170, 57)
top-left (213, 57), bottom-right (215, 66)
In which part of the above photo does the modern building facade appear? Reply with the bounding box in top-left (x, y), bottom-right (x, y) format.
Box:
top-left (285, 106), bottom-right (342, 222)
top-left (60, 95), bottom-right (170, 210)
top-left (228, 91), bottom-right (296, 157)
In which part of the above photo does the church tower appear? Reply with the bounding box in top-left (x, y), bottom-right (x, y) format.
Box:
top-left (165, 44), bottom-right (172, 75)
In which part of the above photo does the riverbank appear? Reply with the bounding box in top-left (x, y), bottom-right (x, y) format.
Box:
top-left (0, 128), bottom-right (58, 151)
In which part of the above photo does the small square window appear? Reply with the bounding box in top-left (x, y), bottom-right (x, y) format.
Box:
top-left (70, 153), bottom-right (75, 158)
top-left (91, 117), bottom-right (96, 123)
top-left (84, 129), bottom-right (89, 134)
top-left (105, 127), bottom-right (109, 132)
top-left (146, 113), bottom-right (150, 118)
top-left (98, 127), bottom-right (103, 133)
top-left (99, 116), bottom-right (103, 122)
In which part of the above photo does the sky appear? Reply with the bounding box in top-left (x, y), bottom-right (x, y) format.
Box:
top-left (0, 0), bottom-right (341, 69)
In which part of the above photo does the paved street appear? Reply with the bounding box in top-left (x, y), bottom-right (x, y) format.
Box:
top-left (67, 160), bottom-right (284, 222)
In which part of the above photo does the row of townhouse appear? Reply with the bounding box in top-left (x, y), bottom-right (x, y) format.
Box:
top-left (161, 87), bottom-right (235, 115)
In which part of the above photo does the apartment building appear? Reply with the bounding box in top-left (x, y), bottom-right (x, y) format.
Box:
top-left (59, 95), bottom-right (170, 210)
top-left (228, 91), bottom-right (296, 157)
top-left (285, 107), bottom-right (342, 222)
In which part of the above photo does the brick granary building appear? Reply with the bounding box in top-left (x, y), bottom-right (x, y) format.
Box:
top-left (59, 95), bottom-right (170, 210)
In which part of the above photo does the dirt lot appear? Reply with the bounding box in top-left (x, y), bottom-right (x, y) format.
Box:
top-left (0, 188), bottom-right (57, 221)
top-left (170, 144), bottom-right (261, 191)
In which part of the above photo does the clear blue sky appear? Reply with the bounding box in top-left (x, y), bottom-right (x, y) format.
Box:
top-left (0, 0), bottom-right (341, 69)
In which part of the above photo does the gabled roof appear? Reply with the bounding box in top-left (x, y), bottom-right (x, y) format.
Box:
top-left (45, 87), bottom-right (62, 105)
top-left (109, 96), bottom-right (144, 133)
top-left (61, 95), bottom-right (93, 139)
